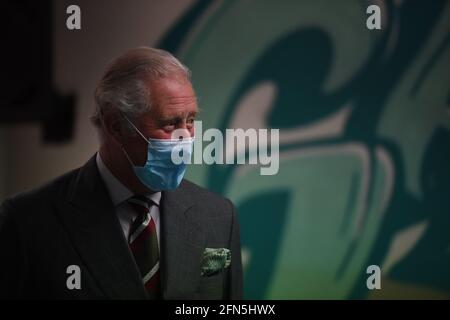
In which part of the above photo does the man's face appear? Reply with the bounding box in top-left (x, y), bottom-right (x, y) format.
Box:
top-left (122, 77), bottom-right (198, 167)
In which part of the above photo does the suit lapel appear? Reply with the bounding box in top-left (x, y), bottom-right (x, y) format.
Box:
top-left (160, 181), bottom-right (205, 299)
top-left (57, 155), bottom-right (147, 299)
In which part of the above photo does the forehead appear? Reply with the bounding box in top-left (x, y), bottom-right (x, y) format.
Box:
top-left (147, 77), bottom-right (198, 119)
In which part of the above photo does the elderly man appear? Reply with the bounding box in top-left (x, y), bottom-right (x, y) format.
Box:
top-left (0, 47), bottom-right (243, 299)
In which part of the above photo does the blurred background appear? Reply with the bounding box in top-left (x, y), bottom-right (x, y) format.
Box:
top-left (1, 0), bottom-right (449, 299)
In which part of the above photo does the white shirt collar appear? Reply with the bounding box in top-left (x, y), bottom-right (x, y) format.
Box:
top-left (96, 152), bottom-right (161, 206)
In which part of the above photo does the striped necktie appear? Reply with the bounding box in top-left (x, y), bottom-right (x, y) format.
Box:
top-left (127, 195), bottom-right (161, 299)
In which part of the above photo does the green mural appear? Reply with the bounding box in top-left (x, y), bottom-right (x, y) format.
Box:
top-left (158, 0), bottom-right (450, 299)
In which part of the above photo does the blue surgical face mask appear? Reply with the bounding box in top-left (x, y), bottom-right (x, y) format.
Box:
top-left (121, 115), bottom-right (194, 191)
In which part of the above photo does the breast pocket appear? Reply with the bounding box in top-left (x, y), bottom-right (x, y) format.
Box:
top-left (197, 271), bottom-right (225, 299)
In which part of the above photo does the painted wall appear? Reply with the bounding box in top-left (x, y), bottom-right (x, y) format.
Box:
top-left (161, 0), bottom-right (450, 299)
top-left (2, 0), bottom-right (449, 299)
top-left (1, 0), bottom-right (194, 197)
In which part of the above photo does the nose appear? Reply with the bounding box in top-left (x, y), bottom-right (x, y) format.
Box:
top-left (178, 121), bottom-right (188, 130)
top-left (179, 120), bottom-right (195, 137)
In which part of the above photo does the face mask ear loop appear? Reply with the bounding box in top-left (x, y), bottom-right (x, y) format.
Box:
top-left (121, 113), bottom-right (151, 144)
top-left (121, 144), bottom-right (137, 167)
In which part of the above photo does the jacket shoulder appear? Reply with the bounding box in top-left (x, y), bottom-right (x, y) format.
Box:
top-left (179, 179), bottom-right (236, 216)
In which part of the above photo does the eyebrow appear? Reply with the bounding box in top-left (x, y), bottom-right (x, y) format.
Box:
top-left (159, 111), bottom-right (198, 123)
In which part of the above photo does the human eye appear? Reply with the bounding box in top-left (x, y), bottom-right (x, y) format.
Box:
top-left (186, 116), bottom-right (195, 128)
top-left (162, 119), bottom-right (177, 132)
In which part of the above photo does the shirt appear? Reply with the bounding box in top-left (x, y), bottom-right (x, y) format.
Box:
top-left (96, 153), bottom-right (161, 248)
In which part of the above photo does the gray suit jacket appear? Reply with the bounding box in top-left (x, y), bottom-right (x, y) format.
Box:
top-left (0, 155), bottom-right (243, 299)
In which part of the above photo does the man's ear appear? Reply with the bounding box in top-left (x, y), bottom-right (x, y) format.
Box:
top-left (102, 110), bottom-right (126, 146)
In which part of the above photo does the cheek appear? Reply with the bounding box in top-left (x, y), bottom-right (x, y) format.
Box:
top-left (144, 125), bottom-right (174, 139)
top-left (125, 138), bottom-right (148, 166)
top-left (136, 143), bottom-right (149, 166)
top-left (153, 130), bottom-right (175, 139)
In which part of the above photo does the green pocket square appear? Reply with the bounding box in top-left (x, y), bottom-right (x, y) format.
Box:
top-left (201, 248), bottom-right (231, 276)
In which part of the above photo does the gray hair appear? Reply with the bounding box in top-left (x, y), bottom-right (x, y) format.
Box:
top-left (92, 47), bottom-right (191, 136)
